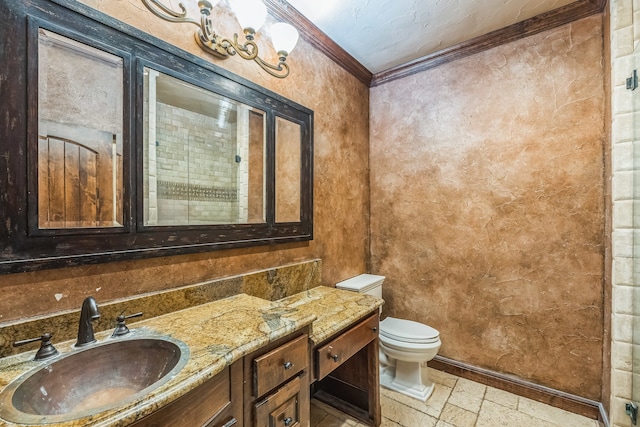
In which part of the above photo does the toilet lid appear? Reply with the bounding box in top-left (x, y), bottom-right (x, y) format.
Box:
top-left (380, 317), bottom-right (440, 344)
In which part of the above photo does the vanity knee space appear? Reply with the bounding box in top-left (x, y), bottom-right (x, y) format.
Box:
top-left (311, 312), bottom-right (381, 427)
top-left (246, 311), bottom-right (383, 427)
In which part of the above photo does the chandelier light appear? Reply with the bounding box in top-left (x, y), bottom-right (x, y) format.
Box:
top-left (141, 0), bottom-right (299, 78)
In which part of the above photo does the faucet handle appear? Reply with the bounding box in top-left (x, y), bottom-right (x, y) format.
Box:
top-left (14, 333), bottom-right (59, 361)
top-left (112, 311), bottom-right (143, 337)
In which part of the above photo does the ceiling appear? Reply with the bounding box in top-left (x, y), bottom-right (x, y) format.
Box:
top-left (282, 0), bottom-right (577, 74)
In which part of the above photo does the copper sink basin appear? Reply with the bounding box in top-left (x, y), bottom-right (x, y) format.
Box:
top-left (0, 335), bottom-right (189, 424)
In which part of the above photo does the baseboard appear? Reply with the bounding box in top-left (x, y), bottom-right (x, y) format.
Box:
top-left (428, 355), bottom-right (608, 425)
top-left (598, 402), bottom-right (610, 427)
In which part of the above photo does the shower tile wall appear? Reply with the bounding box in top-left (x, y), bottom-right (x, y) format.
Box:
top-left (154, 103), bottom-right (239, 224)
top-left (611, 1), bottom-right (640, 426)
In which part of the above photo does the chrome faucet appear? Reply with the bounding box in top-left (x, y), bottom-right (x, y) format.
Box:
top-left (76, 296), bottom-right (100, 347)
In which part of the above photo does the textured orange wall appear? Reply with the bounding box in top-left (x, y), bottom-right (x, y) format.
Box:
top-left (0, 0), bottom-right (370, 322)
top-left (370, 16), bottom-right (605, 399)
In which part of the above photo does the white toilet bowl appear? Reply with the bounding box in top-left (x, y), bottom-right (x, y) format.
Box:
top-left (378, 317), bottom-right (441, 401)
top-left (335, 274), bottom-right (442, 402)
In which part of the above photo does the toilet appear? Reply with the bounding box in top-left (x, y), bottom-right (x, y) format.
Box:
top-left (336, 274), bottom-right (441, 402)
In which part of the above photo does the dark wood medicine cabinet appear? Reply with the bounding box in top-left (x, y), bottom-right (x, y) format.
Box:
top-left (0, 0), bottom-right (314, 274)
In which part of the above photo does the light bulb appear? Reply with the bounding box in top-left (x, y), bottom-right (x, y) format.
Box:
top-left (230, 0), bottom-right (267, 32)
top-left (270, 22), bottom-right (299, 58)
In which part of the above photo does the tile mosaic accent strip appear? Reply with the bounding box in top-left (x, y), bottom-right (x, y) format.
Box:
top-left (157, 180), bottom-right (237, 201)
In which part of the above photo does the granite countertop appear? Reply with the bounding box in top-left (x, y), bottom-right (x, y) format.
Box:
top-left (0, 286), bottom-right (383, 427)
top-left (277, 286), bottom-right (384, 345)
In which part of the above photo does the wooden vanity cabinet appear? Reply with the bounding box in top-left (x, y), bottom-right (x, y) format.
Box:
top-left (126, 317), bottom-right (379, 427)
top-left (130, 360), bottom-right (243, 427)
top-left (244, 331), bottom-right (310, 427)
top-left (127, 330), bottom-right (309, 427)
top-left (312, 313), bottom-right (381, 427)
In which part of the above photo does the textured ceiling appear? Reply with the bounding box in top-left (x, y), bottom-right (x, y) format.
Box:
top-left (283, 0), bottom-right (577, 73)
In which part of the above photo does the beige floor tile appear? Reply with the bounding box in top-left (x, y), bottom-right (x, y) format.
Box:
top-left (447, 390), bottom-right (483, 413)
top-left (380, 417), bottom-right (402, 427)
top-left (381, 394), bottom-right (438, 427)
top-left (315, 413), bottom-right (357, 427)
top-left (311, 401), bottom-right (329, 427)
top-left (439, 403), bottom-right (478, 427)
top-left (426, 367), bottom-right (459, 388)
top-left (451, 377), bottom-right (487, 396)
top-left (447, 378), bottom-right (485, 413)
top-left (518, 397), bottom-right (600, 427)
top-left (311, 400), bottom-right (360, 426)
top-left (483, 386), bottom-right (519, 409)
top-left (477, 400), bottom-right (558, 427)
top-left (425, 384), bottom-right (454, 417)
top-left (312, 374), bottom-right (600, 427)
top-left (381, 382), bottom-right (452, 418)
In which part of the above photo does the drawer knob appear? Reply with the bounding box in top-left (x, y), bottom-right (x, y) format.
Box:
top-left (284, 361), bottom-right (293, 370)
top-left (372, 327), bottom-right (378, 333)
top-left (331, 354), bottom-right (340, 362)
top-left (284, 416), bottom-right (293, 426)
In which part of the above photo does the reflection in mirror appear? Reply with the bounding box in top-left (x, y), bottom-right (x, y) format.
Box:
top-left (0, 0), bottom-right (313, 274)
top-left (37, 29), bottom-right (124, 229)
top-left (143, 68), bottom-right (266, 226)
top-left (275, 117), bottom-right (301, 223)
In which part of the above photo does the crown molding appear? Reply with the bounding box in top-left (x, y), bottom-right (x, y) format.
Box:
top-left (263, 0), bottom-right (606, 88)
top-left (371, 0), bottom-right (607, 87)
top-left (263, 0), bottom-right (373, 86)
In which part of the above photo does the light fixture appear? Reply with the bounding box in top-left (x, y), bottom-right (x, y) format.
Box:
top-left (141, 0), bottom-right (299, 78)
top-left (270, 22), bottom-right (299, 63)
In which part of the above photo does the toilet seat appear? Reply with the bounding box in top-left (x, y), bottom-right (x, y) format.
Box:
top-left (380, 317), bottom-right (439, 344)
top-left (334, 275), bottom-right (442, 402)
top-left (378, 318), bottom-right (442, 402)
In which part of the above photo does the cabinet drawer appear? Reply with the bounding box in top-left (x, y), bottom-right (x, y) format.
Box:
top-left (316, 314), bottom-right (379, 380)
top-left (253, 334), bottom-right (308, 397)
top-left (255, 375), bottom-right (302, 427)
top-left (131, 363), bottom-right (237, 427)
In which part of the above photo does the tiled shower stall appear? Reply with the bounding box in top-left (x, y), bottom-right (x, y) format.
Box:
top-left (611, 1), bottom-right (640, 426)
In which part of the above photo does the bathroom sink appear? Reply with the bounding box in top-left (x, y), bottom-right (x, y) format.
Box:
top-left (0, 335), bottom-right (189, 424)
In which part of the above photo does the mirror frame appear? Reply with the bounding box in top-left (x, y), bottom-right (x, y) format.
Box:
top-left (0, 0), bottom-right (313, 274)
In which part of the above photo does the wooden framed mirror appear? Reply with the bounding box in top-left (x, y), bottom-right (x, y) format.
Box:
top-left (0, 0), bottom-right (313, 274)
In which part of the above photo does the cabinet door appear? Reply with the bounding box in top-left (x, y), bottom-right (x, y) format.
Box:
top-left (255, 375), bottom-right (307, 427)
top-left (131, 361), bottom-right (242, 427)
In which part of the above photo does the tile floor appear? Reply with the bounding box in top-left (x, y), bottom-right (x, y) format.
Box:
top-left (310, 368), bottom-right (601, 427)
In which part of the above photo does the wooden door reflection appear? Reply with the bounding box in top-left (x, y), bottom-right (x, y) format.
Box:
top-left (38, 125), bottom-right (122, 228)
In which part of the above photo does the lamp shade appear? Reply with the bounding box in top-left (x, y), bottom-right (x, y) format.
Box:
top-left (270, 22), bottom-right (299, 55)
top-left (230, 0), bottom-right (267, 31)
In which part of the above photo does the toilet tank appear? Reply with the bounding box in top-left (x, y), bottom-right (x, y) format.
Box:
top-left (336, 274), bottom-right (385, 299)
